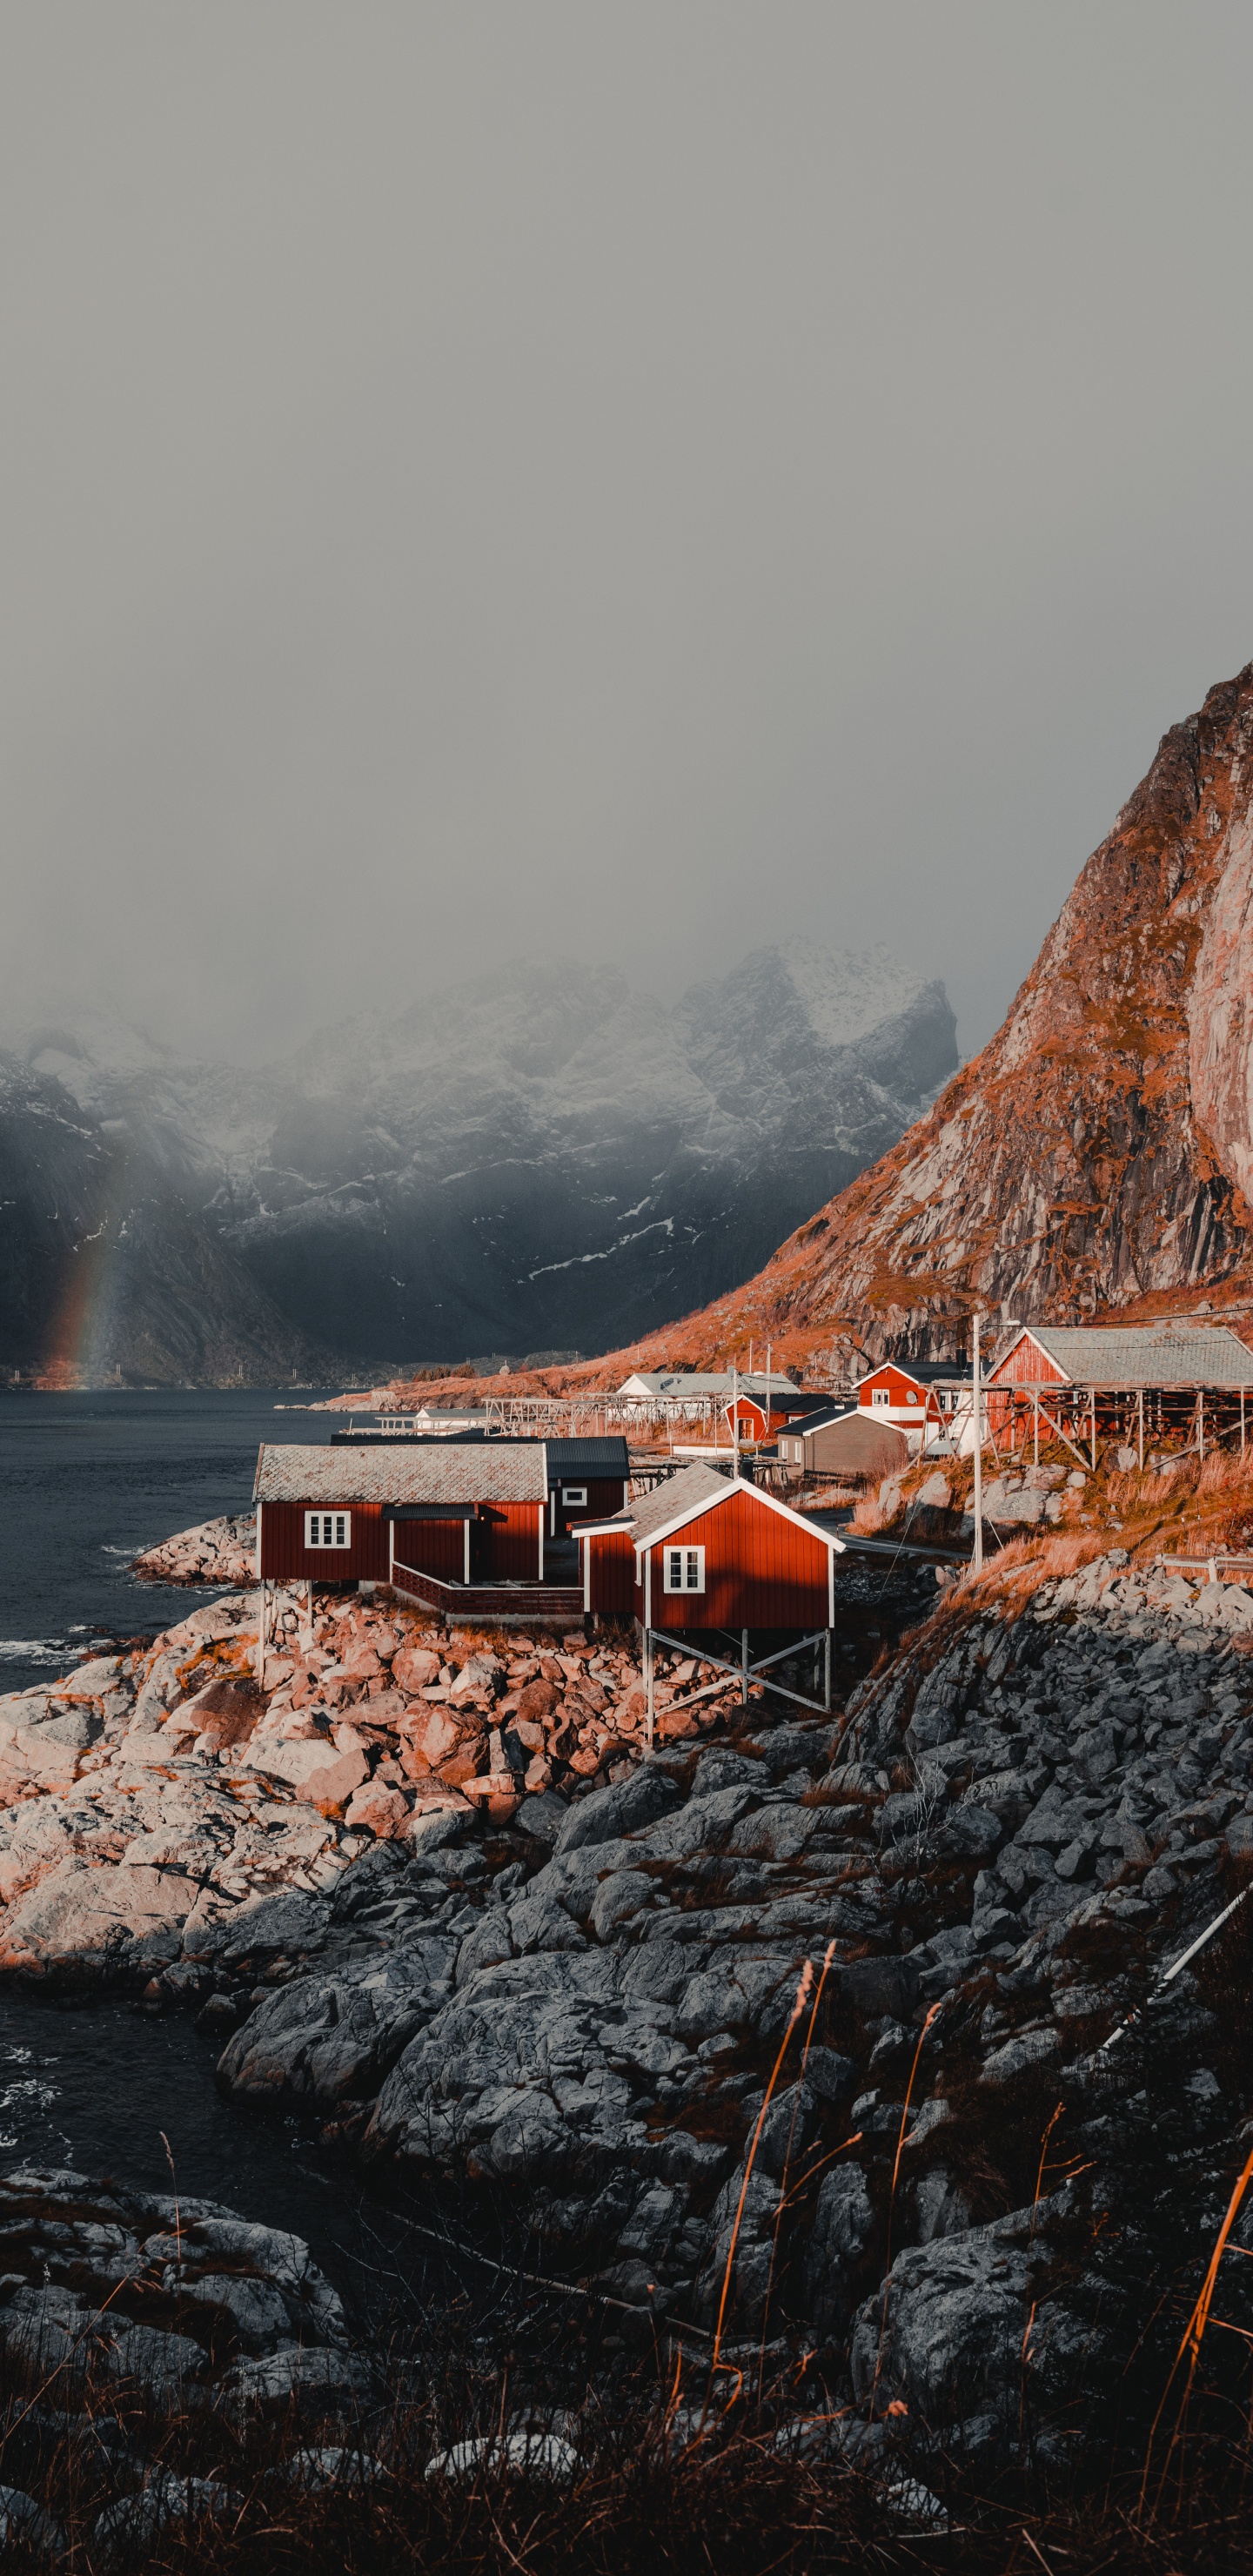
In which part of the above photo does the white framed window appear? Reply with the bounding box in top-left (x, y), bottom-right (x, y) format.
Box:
top-left (664, 1545), bottom-right (705, 1593)
top-left (906, 1389), bottom-right (920, 1405)
top-left (305, 1510), bottom-right (352, 1549)
top-left (870, 1388), bottom-right (890, 1410)
top-left (561, 1486), bottom-right (587, 1507)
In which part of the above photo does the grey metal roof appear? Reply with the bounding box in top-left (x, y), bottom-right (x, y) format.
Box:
top-left (254, 1442), bottom-right (548, 1506)
top-left (995, 1324), bottom-right (1253, 1388)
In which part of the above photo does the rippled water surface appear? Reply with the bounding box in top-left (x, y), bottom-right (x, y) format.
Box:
top-left (0, 1988), bottom-right (467, 2331)
top-left (0, 1388), bottom-right (343, 1693)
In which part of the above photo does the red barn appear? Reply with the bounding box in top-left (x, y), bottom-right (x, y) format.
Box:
top-left (578, 1460), bottom-right (846, 1631)
top-left (252, 1442), bottom-right (566, 1614)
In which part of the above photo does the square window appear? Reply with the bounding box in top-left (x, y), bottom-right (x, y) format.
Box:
top-left (663, 1545), bottom-right (705, 1593)
top-left (305, 1510), bottom-right (352, 1550)
top-left (871, 1388), bottom-right (890, 1409)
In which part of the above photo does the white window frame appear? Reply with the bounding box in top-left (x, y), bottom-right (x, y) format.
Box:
top-left (305, 1510), bottom-right (352, 1550)
top-left (870, 1388), bottom-right (891, 1410)
top-left (561, 1486), bottom-right (587, 1507)
top-left (663, 1544), bottom-right (705, 1593)
top-left (906, 1389), bottom-right (920, 1405)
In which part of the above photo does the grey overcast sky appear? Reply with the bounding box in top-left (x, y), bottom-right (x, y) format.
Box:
top-left (3, 2), bottom-right (1252, 1068)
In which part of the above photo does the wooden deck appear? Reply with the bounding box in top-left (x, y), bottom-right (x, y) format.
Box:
top-left (390, 1558), bottom-right (585, 1625)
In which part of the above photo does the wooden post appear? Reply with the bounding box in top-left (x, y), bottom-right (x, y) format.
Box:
top-left (645, 1552), bottom-right (654, 1750)
top-left (741, 1628), bottom-right (749, 1707)
top-left (1242, 1389), bottom-right (1246, 1461)
top-left (824, 1630), bottom-right (832, 1712)
top-left (1089, 1387), bottom-right (1096, 1473)
top-left (256, 1581), bottom-right (266, 1691)
top-left (1033, 1388), bottom-right (1039, 1466)
top-left (1138, 1387), bottom-right (1144, 1472)
top-left (972, 1314), bottom-right (982, 1573)
top-left (1199, 1391), bottom-right (1205, 1464)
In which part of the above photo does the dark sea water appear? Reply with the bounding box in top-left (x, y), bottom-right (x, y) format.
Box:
top-left (0, 1391), bottom-right (422, 2284)
top-left (0, 1387), bottom-right (343, 1694)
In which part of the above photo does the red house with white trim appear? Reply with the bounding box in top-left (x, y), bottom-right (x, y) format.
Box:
top-left (855, 1360), bottom-right (965, 1450)
top-left (578, 1460), bottom-right (846, 1631)
top-left (723, 1388), bottom-right (839, 1443)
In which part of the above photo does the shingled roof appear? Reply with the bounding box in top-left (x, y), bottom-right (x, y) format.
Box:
top-left (253, 1443), bottom-right (548, 1506)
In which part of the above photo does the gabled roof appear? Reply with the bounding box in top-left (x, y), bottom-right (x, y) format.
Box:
top-left (613, 1463), bottom-right (847, 1558)
top-left (991, 1323), bottom-right (1253, 1389)
top-left (626, 1461), bottom-right (732, 1542)
top-left (254, 1442), bottom-right (548, 1506)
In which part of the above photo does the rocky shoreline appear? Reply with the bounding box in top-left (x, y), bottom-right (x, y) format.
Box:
top-left (4, 1523), bottom-right (1253, 2536)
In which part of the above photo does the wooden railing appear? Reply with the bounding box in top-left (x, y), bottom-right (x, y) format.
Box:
top-left (391, 1560), bottom-right (584, 1621)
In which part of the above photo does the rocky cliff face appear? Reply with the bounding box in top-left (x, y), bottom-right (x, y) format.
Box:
top-left (640, 662), bottom-right (1253, 1371)
top-left (8, 1542), bottom-right (1253, 2490)
top-left (2, 943), bottom-right (954, 1381)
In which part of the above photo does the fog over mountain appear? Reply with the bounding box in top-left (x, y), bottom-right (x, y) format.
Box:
top-left (0, 943), bottom-right (954, 1385)
top-left (634, 661), bottom-right (1253, 1380)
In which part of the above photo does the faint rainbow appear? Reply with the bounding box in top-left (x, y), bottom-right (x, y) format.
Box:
top-left (40, 1204), bottom-right (125, 1387)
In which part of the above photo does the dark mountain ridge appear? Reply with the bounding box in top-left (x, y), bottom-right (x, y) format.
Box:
top-left (1, 941), bottom-right (955, 1385)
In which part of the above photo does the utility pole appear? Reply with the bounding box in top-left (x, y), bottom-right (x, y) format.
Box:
top-left (972, 1314), bottom-right (983, 1573)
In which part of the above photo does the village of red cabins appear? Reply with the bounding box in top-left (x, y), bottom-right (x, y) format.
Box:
top-left (252, 1432), bottom-right (849, 1714)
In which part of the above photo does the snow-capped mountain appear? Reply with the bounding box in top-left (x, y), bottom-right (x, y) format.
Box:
top-left (1, 943), bottom-right (955, 1383)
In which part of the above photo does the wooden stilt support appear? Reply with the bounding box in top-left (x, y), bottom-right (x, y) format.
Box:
top-left (1138, 1388), bottom-right (1144, 1472)
top-left (741, 1628), bottom-right (749, 1707)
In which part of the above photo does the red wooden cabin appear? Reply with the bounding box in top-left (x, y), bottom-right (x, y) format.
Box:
top-left (722, 1388), bottom-right (834, 1443)
top-left (253, 1443), bottom-right (551, 1591)
top-left (578, 1461), bottom-right (845, 1629)
top-left (855, 1359), bottom-right (965, 1446)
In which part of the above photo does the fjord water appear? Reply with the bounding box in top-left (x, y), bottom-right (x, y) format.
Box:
top-left (0, 1387), bottom-right (340, 1693)
top-left (0, 1387), bottom-right (455, 2322)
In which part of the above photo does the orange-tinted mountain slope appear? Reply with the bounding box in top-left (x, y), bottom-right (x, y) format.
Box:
top-left (566, 659), bottom-right (1253, 1382)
